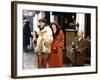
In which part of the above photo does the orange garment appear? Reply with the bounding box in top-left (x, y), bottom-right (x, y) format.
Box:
top-left (48, 30), bottom-right (64, 68)
top-left (38, 57), bottom-right (47, 68)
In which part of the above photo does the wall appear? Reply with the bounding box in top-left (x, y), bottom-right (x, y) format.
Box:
top-left (0, 0), bottom-right (99, 80)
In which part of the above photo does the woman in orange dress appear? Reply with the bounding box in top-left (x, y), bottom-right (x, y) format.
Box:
top-left (48, 22), bottom-right (64, 68)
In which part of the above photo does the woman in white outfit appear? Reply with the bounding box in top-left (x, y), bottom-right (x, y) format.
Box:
top-left (33, 18), bottom-right (53, 68)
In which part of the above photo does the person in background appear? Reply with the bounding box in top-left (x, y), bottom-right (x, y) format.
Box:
top-left (48, 22), bottom-right (64, 68)
top-left (74, 31), bottom-right (86, 66)
top-left (68, 15), bottom-right (78, 29)
top-left (23, 20), bottom-right (32, 52)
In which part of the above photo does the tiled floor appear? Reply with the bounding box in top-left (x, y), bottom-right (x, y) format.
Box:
top-left (23, 51), bottom-right (38, 69)
top-left (23, 51), bottom-right (90, 69)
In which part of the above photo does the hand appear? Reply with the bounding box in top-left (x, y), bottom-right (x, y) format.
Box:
top-left (53, 47), bottom-right (58, 53)
top-left (76, 49), bottom-right (81, 53)
top-left (31, 32), bottom-right (33, 35)
top-left (75, 45), bottom-right (79, 50)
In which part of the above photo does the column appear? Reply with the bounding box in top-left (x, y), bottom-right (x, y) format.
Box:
top-left (33, 13), bottom-right (39, 32)
top-left (50, 11), bottom-right (54, 22)
top-left (76, 13), bottom-right (85, 36)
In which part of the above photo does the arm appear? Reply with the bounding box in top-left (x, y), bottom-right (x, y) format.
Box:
top-left (54, 30), bottom-right (64, 48)
top-left (51, 30), bottom-right (64, 53)
top-left (75, 38), bottom-right (86, 55)
top-left (58, 30), bottom-right (64, 48)
top-left (43, 26), bottom-right (53, 47)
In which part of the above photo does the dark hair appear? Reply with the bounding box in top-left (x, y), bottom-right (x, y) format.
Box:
top-left (39, 18), bottom-right (47, 24)
top-left (50, 22), bottom-right (61, 38)
top-left (38, 18), bottom-right (48, 30)
top-left (23, 16), bottom-right (27, 20)
top-left (24, 21), bottom-right (30, 27)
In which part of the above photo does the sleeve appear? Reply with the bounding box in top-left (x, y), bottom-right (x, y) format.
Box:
top-left (54, 30), bottom-right (64, 48)
top-left (45, 26), bottom-right (53, 44)
top-left (59, 31), bottom-right (64, 48)
top-left (46, 26), bottom-right (53, 36)
top-left (43, 26), bottom-right (53, 47)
